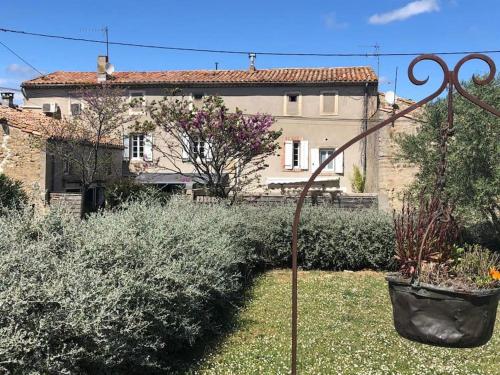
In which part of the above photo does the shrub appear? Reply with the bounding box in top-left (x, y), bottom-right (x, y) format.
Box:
top-left (230, 203), bottom-right (395, 271)
top-left (0, 173), bottom-right (27, 211)
top-left (350, 165), bottom-right (366, 193)
top-left (0, 199), bottom-right (394, 373)
top-left (105, 178), bottom-right (169, 208)
top-left (0, 200), bottom-right (248, 373)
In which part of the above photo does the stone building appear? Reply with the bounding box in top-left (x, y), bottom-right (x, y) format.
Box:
top-left (18, 56), bottom-right (420, 210)
top-left (0, 92), bottom-right (123, 210)
top-left (365, 93), bottom-right (421, 211)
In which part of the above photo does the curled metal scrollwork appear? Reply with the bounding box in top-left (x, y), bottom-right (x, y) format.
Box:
top-left (452, 53), bottom-right (499, 117)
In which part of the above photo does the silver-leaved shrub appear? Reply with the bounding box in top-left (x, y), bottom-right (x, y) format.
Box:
top-left (0, 198), bottom-right (393, 373)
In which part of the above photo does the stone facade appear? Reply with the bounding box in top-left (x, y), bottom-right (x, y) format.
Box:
top-left (0, 119), bottom-right (47, 203)
top-left (365, 95), bottom-right (420, 211)
top-left (0, 105), bottom-right (123, 209)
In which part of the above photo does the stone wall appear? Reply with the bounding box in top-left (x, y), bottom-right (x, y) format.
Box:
top-left (366, 105), bottom-right (420, 212)
top-left (0, 125), bottom-right (47, 203)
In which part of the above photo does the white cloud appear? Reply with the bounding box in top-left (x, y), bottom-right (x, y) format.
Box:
top-left (323, 12), bottom-right (348, 29)
top-left (369, 0), bottom-right (440, 25)
top-left (379, 76), bottom-right (391, 85)
top-left (6, 63), bottom-right (34, 76)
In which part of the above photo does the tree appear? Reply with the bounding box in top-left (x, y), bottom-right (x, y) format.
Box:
top-left (142, 95), bottom-right (281, 202)
top-left (397, 76), bottom-right (499, 239)
top-left (34, 86), bottom-right (135, 215)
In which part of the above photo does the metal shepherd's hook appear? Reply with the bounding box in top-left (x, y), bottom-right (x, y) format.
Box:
top-left (290, 53), bottom-right (499, 375)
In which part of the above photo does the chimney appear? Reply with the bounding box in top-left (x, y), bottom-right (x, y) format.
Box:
top-left (249, 53), bottom-right (256, 72)
top-left (97, 55), bottom-right (108, 82)
top-left (1, 92), bottom-right (15, 108)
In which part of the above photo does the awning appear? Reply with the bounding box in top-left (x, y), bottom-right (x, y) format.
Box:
top-left (135, 173), bottom-right (227, 186)
top-left (266, 176), bottom-right (342, 189)
top-left (135, 173), bottom-right (207, 185)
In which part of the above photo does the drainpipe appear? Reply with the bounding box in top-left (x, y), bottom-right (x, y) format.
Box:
top-left (361, 82), bottom-right (369, 177)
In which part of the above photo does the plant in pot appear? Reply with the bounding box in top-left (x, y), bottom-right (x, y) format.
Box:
top-left (387, 191), bottom-right (500, 347)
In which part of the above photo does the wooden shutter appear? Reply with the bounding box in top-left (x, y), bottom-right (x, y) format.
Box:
top-left (284, 141), bottom-right (293, 169)
top-left (310, 148), bottom-right (319, 171)
top-left (123, 134), bottom-right (130, 160)
top-left (144, 134), bottom-right (153, 161)
top-left (300, 140), bottom-right (308, 170)
top-left (334, 151), bottom-right (344, 174)
top-left (205, 140), bottom-right (212, 161)
top-left (181, 133), bottom-right (190, 161)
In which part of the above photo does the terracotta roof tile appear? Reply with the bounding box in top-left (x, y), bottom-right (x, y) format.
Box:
top-left (23, 67), bottom-right (377, 87)
top-left (0, 106), bottom-right (122, 148)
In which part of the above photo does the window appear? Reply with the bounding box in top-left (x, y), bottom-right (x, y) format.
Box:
top-left (316, 148), bottom-right (344, 174)
top-left (191, 138), bottom-right (205, 159)
top-left (63, 159), bottom-right (71, 175)
top-left (292, 141), bottom-right (300, 168)
top-left (129, 91), bottom-right (146, 113)
top-left (193, 93), bottom-right (204, 101)
top-left (69, 94), bottom-right (83, 116)
top-left (70, 103), bottom-right (82, 116)
top-left (319, 149), bottom-right (335, 171)
top-left (284, 92), bottom-right (301, 116)
top-left (320, 91), bottom-right (339, 115)
top-left (284, 140), bottom-right (308, 170)
top-left (131, 134), bottom-right (145, 159)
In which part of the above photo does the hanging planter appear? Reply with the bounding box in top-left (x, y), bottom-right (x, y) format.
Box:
top-left (386, 274), bottom-right (500, 347)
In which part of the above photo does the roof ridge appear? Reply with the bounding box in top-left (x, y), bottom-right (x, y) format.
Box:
top-left (32, 66), bottom-right (375, 74)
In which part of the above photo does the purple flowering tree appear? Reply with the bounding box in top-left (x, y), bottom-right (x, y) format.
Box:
top-left (142, 95), bottom-right (281, 201)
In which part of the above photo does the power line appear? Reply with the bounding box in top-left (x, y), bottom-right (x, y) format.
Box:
top-left (1, 27), bottom-right (500, 57)
top-left (0, 39), bottom-right (44, 76)
top-left (0, 86), bottom-right (22, 92)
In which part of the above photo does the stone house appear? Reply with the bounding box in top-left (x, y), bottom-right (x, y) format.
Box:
top-left (19, 56), bottom-right (419, 209)
top-left (0, 92), bottom-right (123, 210)
top-left (365, 93), bottom-right (421, 211)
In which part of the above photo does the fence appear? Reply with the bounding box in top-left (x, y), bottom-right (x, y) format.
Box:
top-left (194, 191), bottom-right (378, 209)
top-left (49, 193), bottom-right (82, 216)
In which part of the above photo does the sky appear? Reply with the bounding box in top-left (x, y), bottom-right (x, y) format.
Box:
top-left (1, 0), bottom-right (499, 104)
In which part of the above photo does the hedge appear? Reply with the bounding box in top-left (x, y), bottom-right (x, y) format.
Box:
top-left (0, 198), bottom-right (394, 373)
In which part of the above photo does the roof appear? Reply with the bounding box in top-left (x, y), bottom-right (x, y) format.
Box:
top-left (0, 105), bottom-right (122, 148)
top-left (0, 105), bottom-right (55, 135)
top-left (22, 67), bottom-right (378, 88)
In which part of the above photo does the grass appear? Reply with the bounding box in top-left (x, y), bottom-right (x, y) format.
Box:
top-left (191, 270), bottom-right (499, 375)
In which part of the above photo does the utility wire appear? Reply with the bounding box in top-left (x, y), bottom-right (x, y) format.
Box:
top-left (0, 39), bottom-right (44, 76)
top-left (0, 86), bottom-right (21, 92)
top-left (1, 27), bottom-right (500, 57)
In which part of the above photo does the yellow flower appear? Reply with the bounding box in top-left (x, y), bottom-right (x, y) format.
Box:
top-left (489, 267), bottom-right (500, 281)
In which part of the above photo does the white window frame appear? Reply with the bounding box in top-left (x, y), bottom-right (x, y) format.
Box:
top-left (68, 96), bottom-right (83, 117)
top-left (283, 92), bottom-right (302, 116)
top-left (319, 148), bottom-right (336, 172)
top-left (189, 92), bottom-right (205, 110)
top-left (320, 90), bottom-right (339, 116)
top-left (131, 133), bottom-right (145, 160)
top-left (129, 90), bottom-right (146, 114)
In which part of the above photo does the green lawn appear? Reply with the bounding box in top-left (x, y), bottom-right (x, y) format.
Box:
top-left (192, 270), bottom-right (499, 375)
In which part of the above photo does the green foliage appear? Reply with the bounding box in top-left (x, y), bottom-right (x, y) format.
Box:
top-left (350, 165), bottom-right (366, 193)
top-left (105, 178), bottom-right (170, 208)
top-left (0, 200), bottom-right (394, 373)
top-left (0, 173), bottom-right (27, 211)
top-left (228, 203), bottom-right (395, 271)
top-left (452, 244), bottom-right (499, 288)
top-left (397, 76), bottom-right (500, 243)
